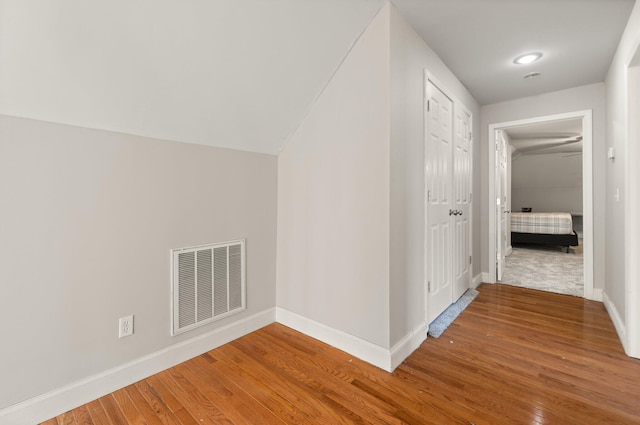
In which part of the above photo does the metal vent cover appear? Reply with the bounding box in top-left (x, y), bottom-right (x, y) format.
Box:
top-left (171, 239), bottom-right (246, 335)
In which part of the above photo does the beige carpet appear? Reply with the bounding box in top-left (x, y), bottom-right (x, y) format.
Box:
top-left (501, 240), bottom-right (583, 297)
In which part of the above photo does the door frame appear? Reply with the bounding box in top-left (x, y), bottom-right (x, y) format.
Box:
top-left (487, 110), bottom-right (595, 300)
top-left (424, 70), bottom-right (473, 323)
top-left (625, 51), bottom-right (640, 356)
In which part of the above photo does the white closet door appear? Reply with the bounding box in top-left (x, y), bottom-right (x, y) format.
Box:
top-left (426, 81), bottom-right (454, 323)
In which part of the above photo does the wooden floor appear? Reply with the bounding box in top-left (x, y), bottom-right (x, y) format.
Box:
top-left (42, 283), bottom-right (640, 424)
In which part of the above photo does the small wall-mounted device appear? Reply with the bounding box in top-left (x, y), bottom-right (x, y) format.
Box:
top-left (608, 147), bottom-right (616, 160)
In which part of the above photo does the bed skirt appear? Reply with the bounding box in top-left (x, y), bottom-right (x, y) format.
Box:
top-left (511, 231), bottom-right (579, 253)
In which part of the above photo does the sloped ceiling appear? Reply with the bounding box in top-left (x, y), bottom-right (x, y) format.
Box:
top-left (0, 0), bottom-right (384, 154)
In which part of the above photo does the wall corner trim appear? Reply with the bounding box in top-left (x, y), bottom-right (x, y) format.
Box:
top-left (390, 323), bottom-right (428, 370)
top-left (589, 288), bottom-right (604, 302)
top-left (472, 273), bottom-right (484, 289)
top-left (603, 291), bottom-right (627, 352)
top-left (275, 307), bottom-right (394, 372)
top-left (0, 308), bottom-right (276, 425)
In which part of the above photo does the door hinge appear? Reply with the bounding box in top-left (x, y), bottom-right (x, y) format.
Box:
top-left (470, 193), bottom-right (472, 202)
top-left (427, 190), bottom-right (431, 202)
top-left (469, 131), bottom-right (472, 140)
top-left (428, 281), bottom-right (432, 293)
top-left (427, 100), bottom-right (430, 112)
top-left (469, 255), bottom-right (472, 265)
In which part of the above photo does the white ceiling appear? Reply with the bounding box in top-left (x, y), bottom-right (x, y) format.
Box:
top-left (0, 0), bottom-right (385, 155)
top-left (392, 0), bottom-right (636, 105)
top-left (0, 0), bottom-right (635, 154)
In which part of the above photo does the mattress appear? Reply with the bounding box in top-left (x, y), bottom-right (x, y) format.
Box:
top-left (511, 212), bottom-right (574, 235)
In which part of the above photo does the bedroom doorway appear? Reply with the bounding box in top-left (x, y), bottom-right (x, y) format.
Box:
top-left (487, 110), bottom-right (595, 300)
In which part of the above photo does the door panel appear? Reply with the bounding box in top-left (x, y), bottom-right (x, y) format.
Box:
top-left (453, 106), bottom-right (472, 300)
top-left (426, 82), bottom-right (453, 323)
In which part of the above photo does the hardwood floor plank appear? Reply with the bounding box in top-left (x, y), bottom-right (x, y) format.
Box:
top-left (71, 405), bottom-right (94, 425)
top-left (41, 284), bottom-right (640, 424)
top-left (134, 380), bottom-right (182, 425)
top-left (85, 399), bottom-right (113, 425)
top-left (181, 356), bottom-right (285, 424)
top-left (228, 335), bottom-right (396, 424)
top-left (99, 394), bottom-right (131, 425)
top-left (111, 387), bottom-right (147, 425)
top-left (155, 368), bottom-right (234, 425)
top-left (56, 411), bottom-right (77, 425)
top-left (247, 332), bottom-right (402, 424)
top-left (124, 384), bottom-right (168, 425)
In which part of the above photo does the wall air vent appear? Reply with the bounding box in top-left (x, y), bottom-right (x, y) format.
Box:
top-left (171, 239), bottom-right (246, 335)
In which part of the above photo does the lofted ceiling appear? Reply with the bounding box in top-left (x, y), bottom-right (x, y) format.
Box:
top-left (505, 119), bottom-right (583, 157)
top-left (0, 0), bottom-right (385, 155)
top-left (0, 0), bottom-right (636, 154)
top-left (392, 0), bottom-right (636, 105)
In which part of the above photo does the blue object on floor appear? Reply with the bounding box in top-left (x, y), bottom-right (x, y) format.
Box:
top-left (428, 288), bottom-right (479, 338)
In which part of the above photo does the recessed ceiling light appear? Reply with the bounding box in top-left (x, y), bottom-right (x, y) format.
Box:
top-left (524, 72), bottom-right (541, 79)
top-left (514, 52), bottom-right (543, 65)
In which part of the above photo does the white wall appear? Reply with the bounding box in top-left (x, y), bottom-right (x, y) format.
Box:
top-left (604, 0), bottom-right (640, 356)
top-left (480, 83), bottom-right (606, 290)
top-left (0, 115), bottom-right (277, 412)
top-left (276, 5), bottom-right (391, 348)
top-left (389, 5), bottom-right (480, 346)
top-left (277, 3), bottom-right (481, 361)
top-left (511, 153), bottom-right (583, 213)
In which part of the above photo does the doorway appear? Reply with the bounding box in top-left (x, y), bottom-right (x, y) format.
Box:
top-left (487, 110), bottom-right (595, 300)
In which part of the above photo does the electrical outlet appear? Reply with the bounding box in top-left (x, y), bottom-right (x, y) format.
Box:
top-left (119, 315), bottom-right (134, 338)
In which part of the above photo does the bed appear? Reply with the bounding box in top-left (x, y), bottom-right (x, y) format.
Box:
top-left (511, 212), bottom-right (579, 253)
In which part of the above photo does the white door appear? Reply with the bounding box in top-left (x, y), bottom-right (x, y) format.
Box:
top-left (453, 106), bottom-right (472, 300)
top-left (495, 130), bottom-right (508, 281)
top-left (426, 82), bottom-right (454, 323)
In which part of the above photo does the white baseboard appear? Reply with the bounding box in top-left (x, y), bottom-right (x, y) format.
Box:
top-left (472, 273), bottom-right (483, 289)
top-left (390, 322), bottom-right (428, 371)
top-left (603, 291), bottom-right (627, 352)
top-left (481, 272), bottom-right (492, 284)
top-left (0, 308), bottom-right (276, 425)
top-left (276, 307), bottom-right (394, 372)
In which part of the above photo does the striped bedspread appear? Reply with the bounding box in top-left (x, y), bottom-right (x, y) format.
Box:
top-left (511, 212), bottom-right (574, 235)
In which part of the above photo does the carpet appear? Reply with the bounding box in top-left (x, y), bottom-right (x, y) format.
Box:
top-left (501, 241), bottom-right (583, 297)
top-left (428, 288), bottom-right (479, 338)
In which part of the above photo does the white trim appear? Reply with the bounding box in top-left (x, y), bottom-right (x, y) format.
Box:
top-left (276, 307), bottom-right (393, 372)
top-left (390, 322), bottom-right (428, 371)
top-left (487, 111), bottom-right (595, 300)
top-left (0, 309), bottom-right (276, 425)
top-left (481, 272), bottom-right (491, 284)
top-left (472, 273), bottom-right (484, 289)
top-left (603, 291), bottom-right (627, 350)
top-left (591, 288), bottom-right (603, 303)
top-left (625, 51), bottom-right (640, 358)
